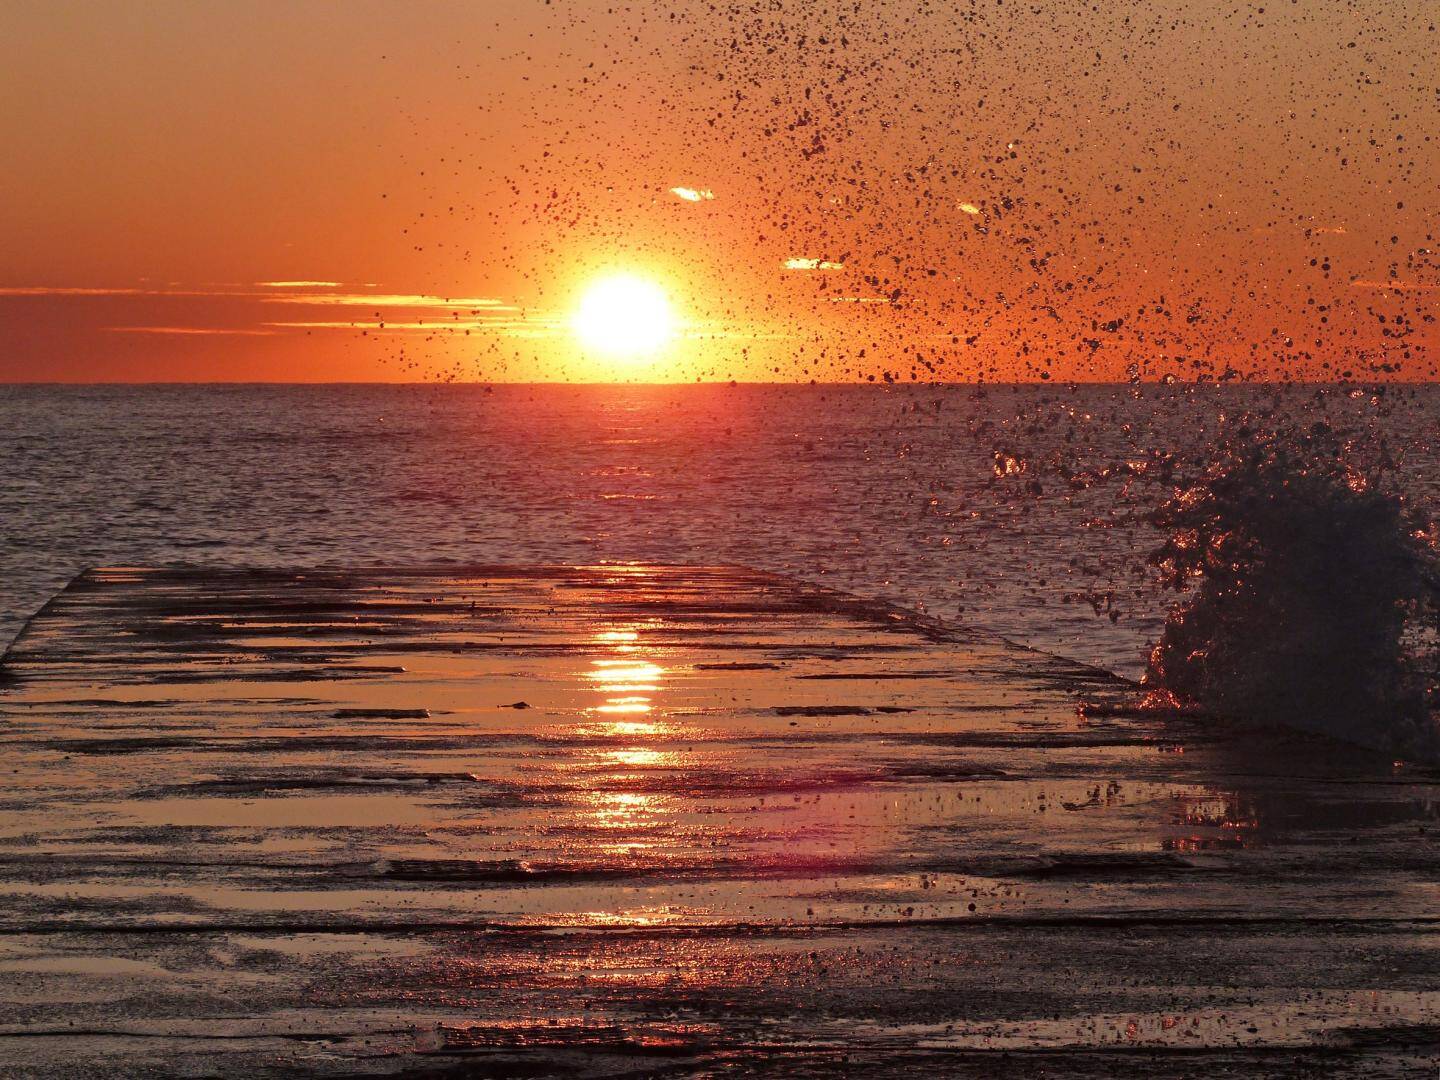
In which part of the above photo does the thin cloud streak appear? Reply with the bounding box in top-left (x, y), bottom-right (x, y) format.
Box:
top-left (259, 293), bottom-right (514, 308)
top-left (255, 280), bottom-right (347, 288)
top-left (265, 319), bottom-right (556, 334)
top-left (103, 326), bottom-right (280, 336)
top-left (1, 286), bottom-right (164, 297)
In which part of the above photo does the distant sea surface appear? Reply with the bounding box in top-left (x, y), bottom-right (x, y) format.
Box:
top-left (4, 383), bottom-right (1438, 677)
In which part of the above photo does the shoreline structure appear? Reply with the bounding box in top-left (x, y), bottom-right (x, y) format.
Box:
top-left (0, 565), bottom-right (1435, 1074)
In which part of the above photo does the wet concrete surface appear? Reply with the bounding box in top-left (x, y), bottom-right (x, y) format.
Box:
top-left (0, 565), bottom-right (1437, 1076)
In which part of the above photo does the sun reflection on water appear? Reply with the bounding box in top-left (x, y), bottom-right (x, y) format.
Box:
top-left (583, 623), bottom-right (669, 728)
top-left (607, 748), bottom-right (667, 767)
top-left (595, 629), bottom-right (639, 644)
top-left (596, 719), bottom-right (663, 736)
top-left (594, 696), bottom-right (653, 715)
top-left (569, 623), bottom-right (689, 847)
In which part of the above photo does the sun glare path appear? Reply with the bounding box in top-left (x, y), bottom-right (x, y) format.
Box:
top-left (572, 275), bottom-right (676, 360)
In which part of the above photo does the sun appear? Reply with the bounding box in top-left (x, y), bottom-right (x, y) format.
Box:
top-left (571, 274), bottom-right (677, 359)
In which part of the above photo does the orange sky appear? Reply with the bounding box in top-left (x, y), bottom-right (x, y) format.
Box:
top-left (1, 0), bottom-right (1435, 382)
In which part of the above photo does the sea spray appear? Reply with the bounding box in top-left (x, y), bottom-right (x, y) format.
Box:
top-left (1140, 426), bottom-right (1440, 760)
top-left (981, 384), bottom-right (1440, 760)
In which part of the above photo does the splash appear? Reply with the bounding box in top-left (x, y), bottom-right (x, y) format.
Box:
top-left (1141, 426), bottom-right (1440, 761)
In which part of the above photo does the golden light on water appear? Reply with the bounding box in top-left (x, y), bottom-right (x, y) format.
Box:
top-left (594, 696), bottom-right (654, 715)
top-left (571, 275), bottom-right (676, 360)
top-left (583, 625), bottom-right (670, 734)
top-left (587, 659), bottom-right (665, 695)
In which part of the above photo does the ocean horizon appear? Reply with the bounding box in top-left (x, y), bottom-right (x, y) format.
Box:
top-left (7, 382), bottom-right (1439, 679)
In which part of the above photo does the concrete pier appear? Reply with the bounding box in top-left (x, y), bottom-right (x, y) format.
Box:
top-left (0, 566), bottom-right (1436, 1076)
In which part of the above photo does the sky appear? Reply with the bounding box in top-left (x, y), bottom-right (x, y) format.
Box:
top-left (1, 0), bottom-right (1435, 382)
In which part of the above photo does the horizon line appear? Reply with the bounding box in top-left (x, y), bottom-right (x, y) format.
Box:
top-left (1, 378), bottom-right (1434, 388)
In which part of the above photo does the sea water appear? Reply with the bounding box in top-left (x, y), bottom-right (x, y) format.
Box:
top-left (4, 382), bottom-right (1438, 682)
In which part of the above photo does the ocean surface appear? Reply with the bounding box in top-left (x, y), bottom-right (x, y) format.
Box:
top-left (4, 382), bottom-right (1438, 677)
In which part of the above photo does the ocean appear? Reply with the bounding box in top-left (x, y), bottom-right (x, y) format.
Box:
top-left (4, 382), bottom-right (1438, 678)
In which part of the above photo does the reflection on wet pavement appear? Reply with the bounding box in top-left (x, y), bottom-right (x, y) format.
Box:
top-left (0, 565), bottom-right (1437, 1075)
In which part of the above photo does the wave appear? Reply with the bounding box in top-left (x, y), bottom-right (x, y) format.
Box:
top-left (1140, 424), bottom-right (1440, 761)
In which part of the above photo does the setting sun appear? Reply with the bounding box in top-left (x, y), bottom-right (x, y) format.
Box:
top-left (571, 275), bottom-right (676, 359)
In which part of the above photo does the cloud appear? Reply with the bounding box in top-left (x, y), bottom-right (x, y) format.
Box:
top-left (0, 286), bottom-right (155, 296)
top-left (784, 258), bottom-right (845, 271)
top-left (1, 284), bottom-right (509, 308)
top-left (265, 318), bottom-right (555, 336)
top-left (255, 280), bottom-right (346, 288)
top-left (260, 293), bottom-right (513, 308)
top-left (2, 281), bottom-right (534, 343)
top-left (670, 187), bottom-right (715, 202)
top-left (103, 326), bottom-right (279, 335)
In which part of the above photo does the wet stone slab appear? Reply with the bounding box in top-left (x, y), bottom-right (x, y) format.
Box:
top-left (0, 565), bottom-right (1437, 1077)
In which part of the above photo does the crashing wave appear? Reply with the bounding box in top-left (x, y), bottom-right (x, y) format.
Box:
top-left (1142, 429), bottom-right (1440, 762)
